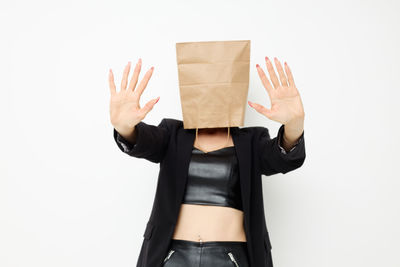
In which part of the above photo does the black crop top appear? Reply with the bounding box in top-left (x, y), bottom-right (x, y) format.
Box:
top-left (181, 145), bottom-right (243, 211)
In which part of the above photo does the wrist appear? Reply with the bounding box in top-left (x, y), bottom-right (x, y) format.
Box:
top-left (115, 125), bottom-right (138, 144)
top-left (283, 117), bottom-right (304, 144)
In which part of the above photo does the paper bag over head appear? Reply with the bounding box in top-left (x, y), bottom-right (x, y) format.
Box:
top-left (176, 40), bottom-right (251, 130)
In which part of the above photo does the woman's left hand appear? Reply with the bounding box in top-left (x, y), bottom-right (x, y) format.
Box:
top-left (249, 57), bottom-right (305, 125)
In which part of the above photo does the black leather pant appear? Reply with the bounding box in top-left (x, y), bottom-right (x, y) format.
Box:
top-left (162, 239), bottom-right (250, 267)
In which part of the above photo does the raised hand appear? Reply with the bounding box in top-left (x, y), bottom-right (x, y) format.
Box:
top-left (109, 59), bottom-right (159, 131)
top-left (249, 57), bottom-right (305, 125)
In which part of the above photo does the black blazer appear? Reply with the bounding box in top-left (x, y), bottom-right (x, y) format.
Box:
top-left (113, 118), bottom-right (306, 267)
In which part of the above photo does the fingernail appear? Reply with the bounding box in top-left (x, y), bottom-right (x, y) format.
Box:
top-left (151, 66), bottom-right (154, 70)
top-left (155, 97), bottom-right (160, 103)
top-left (256, 64), bottom-right (259, 68)
top-left (248, 101), bottom-right (253, 107)
top-left (265, 56), bottom-right (269, 61)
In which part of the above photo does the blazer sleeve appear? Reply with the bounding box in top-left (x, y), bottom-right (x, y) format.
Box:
top-left (257, 124), bottom-right (306, 176)
top-left (113, 118), bottom-right (170, 163)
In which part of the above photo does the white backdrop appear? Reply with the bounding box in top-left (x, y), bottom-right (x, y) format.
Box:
top-left (1, 0), bottom-right (399, 266)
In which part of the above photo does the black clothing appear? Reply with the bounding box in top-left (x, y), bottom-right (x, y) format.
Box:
top-left (113, 118), bottom-right (306, 267)
top-left (182, 146), bottom-right (243, 211)
top-left (162, 239), bottom-right (249, 267)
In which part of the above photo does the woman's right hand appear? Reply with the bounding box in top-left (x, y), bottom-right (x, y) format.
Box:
top-left (108, 59), bottom-right (160, 132)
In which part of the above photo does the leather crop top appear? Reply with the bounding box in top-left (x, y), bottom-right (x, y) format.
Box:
top-left (181, 145), bottom-right (243, 211)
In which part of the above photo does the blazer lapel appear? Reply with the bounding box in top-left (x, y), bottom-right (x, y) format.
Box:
top-left (231, 126), bottom-right (254, 262)
top-left (174, 128), bottom-right (196, 214)
top-left (231, 127), bottom-right (251, 219)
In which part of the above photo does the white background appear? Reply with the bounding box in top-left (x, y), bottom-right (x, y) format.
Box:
top-left (1, 0), bottom-right (399, 266)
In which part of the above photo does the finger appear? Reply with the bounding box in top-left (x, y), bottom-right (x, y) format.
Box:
top-left (248, 101), bottom-right (273, 119)
top-left (120, 61), bottom-right (131, 91)
top-left (265, 56), bottom-right (281, 89)
top-left (108, 69), bottom-right (116, 95)
top-left (140, 96), bottom-right (160, 117)
top-left (135, 66), bottom-right (154, 98)
top-left (274, 57), bottom-right (288, 87)
top-left (128, 58), bottom-right (142, 92)
top-left (256, 64), bottom-right (274, 98)
top-left (284, 61), bottom-right (296, 87)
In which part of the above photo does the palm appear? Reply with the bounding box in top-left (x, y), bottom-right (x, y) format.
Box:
top-left (266, 84), bottom-right (304, 124)
top-left (250, 57), bottom-right (305, 125)
top-left (110, 91), bottom-right (141, 128)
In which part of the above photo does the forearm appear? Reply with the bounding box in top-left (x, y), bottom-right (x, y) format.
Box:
top-left (115, 125), bottom-right (138, 144)
top-left (113, 119), bottom-right (171, 163)
top-left (282, 117), bottom-right (304, 151)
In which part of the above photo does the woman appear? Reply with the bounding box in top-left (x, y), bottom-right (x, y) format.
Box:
top-left (109, 57), bottom-right (305, 267)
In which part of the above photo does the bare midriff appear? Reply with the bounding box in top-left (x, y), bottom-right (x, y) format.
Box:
top-left (171, 204), bottom-right (247, 242)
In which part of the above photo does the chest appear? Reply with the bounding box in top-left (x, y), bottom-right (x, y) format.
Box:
top-left (164, 128), bottom-right (256, 220)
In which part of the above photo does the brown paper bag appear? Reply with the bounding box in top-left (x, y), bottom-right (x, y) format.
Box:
top-left (176, 40), bottom-right (251, 129)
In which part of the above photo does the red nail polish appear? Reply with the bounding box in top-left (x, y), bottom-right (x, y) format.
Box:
top-left (256, 64), bottom-right (259, 68)
top-left (265, 56), bottom-right (269, 61)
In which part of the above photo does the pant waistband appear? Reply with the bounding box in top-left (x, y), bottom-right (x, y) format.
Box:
top-left (170, 238), bottom-right (247, 249)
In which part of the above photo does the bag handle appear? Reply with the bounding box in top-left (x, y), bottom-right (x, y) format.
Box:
top-left (194, 103), bottom-right (231, 152)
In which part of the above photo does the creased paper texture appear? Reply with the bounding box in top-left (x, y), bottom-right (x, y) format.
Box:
top-left (176, 40), bottom-right (251, 129)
